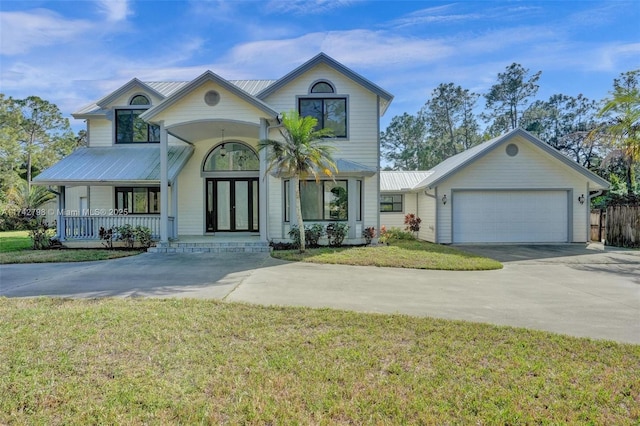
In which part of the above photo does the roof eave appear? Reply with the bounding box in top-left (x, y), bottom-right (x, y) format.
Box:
top-left (256, 52), bottom-right (394, 106)
top-left (96, 78), bottom-right (166, 108)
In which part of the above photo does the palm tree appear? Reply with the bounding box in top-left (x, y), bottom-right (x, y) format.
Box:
top-left (597, 70), bottom-right (640, 194)
top-left (259, 111), bottom-right (338, 252)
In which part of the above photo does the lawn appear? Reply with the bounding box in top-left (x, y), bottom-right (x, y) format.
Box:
top-left (271, 239), bottom-right (503, 270)
top-left (0, 298), bottom-right (637, 424)
top-left (0, 231), bottom-right (141, 264)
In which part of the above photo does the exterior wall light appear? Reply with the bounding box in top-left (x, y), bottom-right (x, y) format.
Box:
top-left (578, 194), bottom-right (585, 205)
top-left (442, 194), bottom-right (447, 205)
top-left (220, 129), bottom-right (226, 157)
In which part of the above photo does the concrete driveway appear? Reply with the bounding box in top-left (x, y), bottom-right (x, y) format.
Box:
top-left (1, 244), bottom-right (638, 344)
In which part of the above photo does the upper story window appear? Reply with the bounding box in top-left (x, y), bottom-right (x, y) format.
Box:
top-left (203, 142), bottom-right (259, 171)
top-left (115, 95), bottom-right (158, 143)
top-left (299, 80), bottom-right (347, 138)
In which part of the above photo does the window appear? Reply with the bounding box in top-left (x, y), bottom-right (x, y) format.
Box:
top-left (203, 142), bottom-right (259, 171)
top-left (115, 187), bottom-right (160, 214)
top-left (115, 109), bottom-right (159, 143)
top-left (380, 194), bottom-right (403, 212)
top-left (284, 180), bottom-right (349, 221)
top-left (130, 95), bottom-right (150, 105)
top-left (299, 98), bottom-right (347, 138)
top-left (311, 81), bottom-right (334, 93)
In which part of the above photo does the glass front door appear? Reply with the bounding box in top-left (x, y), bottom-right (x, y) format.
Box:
top-left (206, 178), bottom-right (258, 232)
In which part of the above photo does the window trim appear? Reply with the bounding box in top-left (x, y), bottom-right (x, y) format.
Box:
top-left (297, 94), bottom-right (349, 139)
top-left (380, 193), bottom-right (404, 213)
top-left (115, 186), bottom-right (161, 214)
top-left (114, 108), bottom-right (160, 144)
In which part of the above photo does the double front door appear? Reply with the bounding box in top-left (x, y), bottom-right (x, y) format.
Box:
top-left (206, 178), bottom-right (259, 232)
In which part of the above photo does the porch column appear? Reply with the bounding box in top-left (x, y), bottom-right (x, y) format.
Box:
top-left (57, 185), bottom-right (66, 241)
top-left (160, 121), bottom-right (169, 243)
top-left (171, 177), bottom-right (178, 239)
top-left (259, 118), bottom-right (268, 241)
top-left (347, 178), bottom-right (357, 239)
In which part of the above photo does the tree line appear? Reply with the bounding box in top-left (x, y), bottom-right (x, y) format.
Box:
top-left (0, 95), bottom-right (86, 228)
top-left (381, 65), bottom-right (640, 196)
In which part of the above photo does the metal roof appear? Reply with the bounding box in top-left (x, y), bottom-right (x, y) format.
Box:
top-left (229, 80), bottom-right (276, 96)
top-left (32, 145), bottom-right (193, 186)
top-left (73, 80), bottom-right (275, 117)
top-left (414, 128), bottom-right (610, 190)
top-left (380, 171), bottom-right (434, 192)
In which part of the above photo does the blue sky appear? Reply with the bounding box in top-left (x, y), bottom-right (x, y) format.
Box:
top-left (1, 0), bottom-right (639, 133)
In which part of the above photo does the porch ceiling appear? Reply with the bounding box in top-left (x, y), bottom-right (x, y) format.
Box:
top-left (167, 120), bottom-right (260, 143)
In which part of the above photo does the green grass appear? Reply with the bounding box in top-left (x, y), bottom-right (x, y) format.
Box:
top-left (0, 298), bottom-right (637, 424)
top-left (271, 239), bottom-right (503, 270)
top-left (0, 231), bottom-right (141, 264)
top-left (0, 231), bottom-right (32, 252)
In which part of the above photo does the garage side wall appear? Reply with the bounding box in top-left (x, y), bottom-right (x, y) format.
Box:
top-left (435, 136), bottom-right (590, 244)
top-left (418, 190), bottom-right (436, 242)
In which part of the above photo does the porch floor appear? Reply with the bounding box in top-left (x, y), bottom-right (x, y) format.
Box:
top-left (149, 234), bottom-right (270, 253)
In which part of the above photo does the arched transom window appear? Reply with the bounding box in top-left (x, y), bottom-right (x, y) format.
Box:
top-left (310, 81), bottom-right (335, 94)
top-left (130, 94), bottom-right (150, 105)
top-left (203, 142), bottom-right (259, 171)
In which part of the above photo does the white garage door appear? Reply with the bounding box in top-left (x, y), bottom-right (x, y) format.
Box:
top-left (453, 190), bottom-right (569, 243)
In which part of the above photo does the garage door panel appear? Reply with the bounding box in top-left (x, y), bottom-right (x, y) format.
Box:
top-left (453, 191), bottom-right (568, 243)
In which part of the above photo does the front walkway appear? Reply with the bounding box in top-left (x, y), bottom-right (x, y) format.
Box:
top-left (1, 246), bottom-right (638, 344)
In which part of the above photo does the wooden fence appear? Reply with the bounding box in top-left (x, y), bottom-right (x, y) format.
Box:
top-left (604, 205), bottom-right (640, 248)
top-left (590, 210), bottom-right (606, 242)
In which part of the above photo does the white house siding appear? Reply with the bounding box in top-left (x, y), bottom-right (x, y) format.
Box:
top-left (417, 190), bottom-right (436, 242)
top-left (263, 64), bottom-right (380, 168)
top-left (87, 118), bottom-right (112, 147)
top-left (63, 186), bottom-right (87, 214)
top-left (262, 63), bottom-right (381, 243)
top-left (435, 135), bottom-right (590, 244)
top-left (266, 174), bottom-right (283, 239)
top-left (151, 81), bottom-right (266, 127)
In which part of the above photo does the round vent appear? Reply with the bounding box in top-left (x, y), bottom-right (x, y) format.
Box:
top-left (204, 90), bottom-right (220, 106)
top-left (506, 143), bottom-right (519, 157)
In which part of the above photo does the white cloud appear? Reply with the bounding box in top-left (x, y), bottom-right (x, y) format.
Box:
top-left (389, 4), bottom-right (481, 28)
top-left (0, 9), bottom-right (94, 55)
top-left (264, 0), bottom-right (354, 15)
top-left (95, 0), bottom-right (131, 22)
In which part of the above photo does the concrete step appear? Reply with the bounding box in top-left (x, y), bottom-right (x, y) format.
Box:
top-left (148, 241), bottom-right (270, 253)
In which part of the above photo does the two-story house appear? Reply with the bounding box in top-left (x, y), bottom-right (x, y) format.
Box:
top-left (33, 53), bottom-right (394, 251)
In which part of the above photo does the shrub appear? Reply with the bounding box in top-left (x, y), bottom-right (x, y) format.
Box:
top-left (404, 213), bottom-right (422, 233)
top-left (115, 224), bottom-right (135, 248)
top-left (305, 223), bottom-right (325, 247)
top-left (363, 226), bottom-right (376, 245)
top-left (288, 224), bottom-right (325, 248)
top-left (326, 222), bottom-right (349, 247)
top-left (379, 227), bottom-right (415, 244)
top-left (134, 226), bottom-right (153, 248)
top-left (27, 219), bottom-right (55, 250)
top-left (99, 227), bottom-right (113, 249)
top-left (288, 225), bottom-right (302, 249)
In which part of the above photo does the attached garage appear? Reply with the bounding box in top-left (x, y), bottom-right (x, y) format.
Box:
top-left (452, 190), bottom-right (569, 243)
top-left (387, 129), bottom-right (610, 244)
